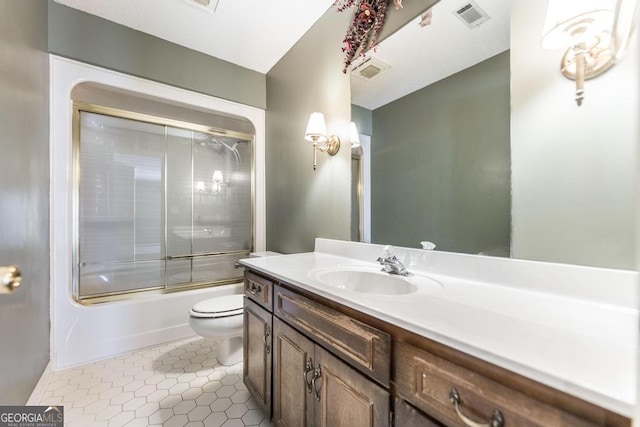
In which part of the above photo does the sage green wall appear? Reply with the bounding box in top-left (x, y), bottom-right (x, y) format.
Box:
top-left (265, 9), bottom-right (353, 253)
top-left (264, 2), bottom-right (439, 253)
top-left (351, 104), bottom-right (373, 136)
top-left (47, 1), bottom-right (266, 109)
top-left (0, 0), bottom-right (50, 404)
top-left (371, 52), bottom-right (511, 255)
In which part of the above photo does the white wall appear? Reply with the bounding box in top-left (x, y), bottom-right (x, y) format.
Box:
top-left (50, 57), bottom-right (266, 369)
top-left (511, 0), bottom-right (638, 270)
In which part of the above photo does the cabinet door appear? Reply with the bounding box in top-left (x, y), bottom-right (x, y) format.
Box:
top-left (395, 398), bottom-right (443, 427)
top-left (273, 318), bottom-right (315, 427)
top-left (243, 297), bottom-right (272, 419)
top-left (314, 345), bottom-right (390, 427)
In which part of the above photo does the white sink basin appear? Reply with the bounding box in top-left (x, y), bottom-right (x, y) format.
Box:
top-left (309, 265), bottom-right (441, 295)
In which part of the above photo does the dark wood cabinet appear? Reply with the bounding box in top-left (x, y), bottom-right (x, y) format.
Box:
top-left (272, 317), bottom-right (316, 427)
top-left (243, 268), bottom-right (631, 427)
top-left (243, 270), bottom-right (276, 418)
top-left (244, 270), bottom-right (274, 311)
top-left (394, 398), bottom-right (443, 427)
top-left (243, 296), bottom-right (272, 419)
top-left (273, 318), bottom-right (389, 427)
top-left (395, 341), bottom-right (605, 427)
top-left (273, 285), bottom-right (391, 387)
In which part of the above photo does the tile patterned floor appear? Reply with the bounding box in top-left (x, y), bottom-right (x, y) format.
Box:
top-left (32, 336), bottom-right (272, 427)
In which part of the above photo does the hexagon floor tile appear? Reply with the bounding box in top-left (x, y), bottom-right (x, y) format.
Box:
top-left (33, 337), bottom-right (273, 427)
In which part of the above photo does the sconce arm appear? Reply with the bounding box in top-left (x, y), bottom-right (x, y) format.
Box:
top-left (311, 136), bottom-right (341, 170)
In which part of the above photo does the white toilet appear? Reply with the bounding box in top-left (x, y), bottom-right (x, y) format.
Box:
top-left (189, 293), bottom-right (244, 366)
top-left (189, 251), bottom-right (281, 366)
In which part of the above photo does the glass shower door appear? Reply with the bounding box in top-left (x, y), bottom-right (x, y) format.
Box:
top-left (75, 105), bottom-right (254, 301)
top-left (77, 112), bottom-right (166, 297)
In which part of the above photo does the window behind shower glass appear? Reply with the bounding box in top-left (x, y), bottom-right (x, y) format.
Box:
top-left (73, 103), bottom-right (253, 303)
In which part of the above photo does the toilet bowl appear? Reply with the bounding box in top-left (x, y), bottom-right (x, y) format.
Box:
top-left (189, 293), bottom-right (244, 366)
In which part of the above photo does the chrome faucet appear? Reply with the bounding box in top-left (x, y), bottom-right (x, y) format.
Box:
top-left (376, 246), bottom-right (409, 276)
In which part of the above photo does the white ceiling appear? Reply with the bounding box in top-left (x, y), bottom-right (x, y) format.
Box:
top-left (351, 0), bottom-right (510, 110)
top-left (54, 0), bottom-right (334, 74)
top-left (54, 0), bottom-right (509, 110)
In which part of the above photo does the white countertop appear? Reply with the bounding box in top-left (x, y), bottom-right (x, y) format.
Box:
top-left (241, 239), bottom-right (638, 418)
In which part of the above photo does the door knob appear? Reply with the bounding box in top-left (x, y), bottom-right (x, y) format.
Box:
top-left (0, 266), bottom-right (21, 294)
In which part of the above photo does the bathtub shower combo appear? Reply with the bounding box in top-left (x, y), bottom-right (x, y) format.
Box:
top-left (74, 103), bottom-right (254, 303)
top-left (51, 59), bottom-right (265, 370)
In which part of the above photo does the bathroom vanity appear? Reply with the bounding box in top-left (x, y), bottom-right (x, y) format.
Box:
top-left (241, 239), bottom-right (637, 426)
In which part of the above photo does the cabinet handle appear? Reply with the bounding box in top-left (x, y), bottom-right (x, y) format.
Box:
top-left (312, 366), bottom-right (322, 402)
top-left (263, 325), bottom-right (271, 354)
top-left (449, 388), bottom-right (504, 427)
top-left (303, 358), bottom-right (314, 393)
top-left (250, 283), bottom-right (259, 295)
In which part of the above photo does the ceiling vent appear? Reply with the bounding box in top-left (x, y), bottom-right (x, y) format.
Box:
top-left (453, 0), bottom-right (490, 29)
top-left (351, 56), bottom-right (391, 80)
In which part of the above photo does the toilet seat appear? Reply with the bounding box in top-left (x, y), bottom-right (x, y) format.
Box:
top-left (190, 294), bottom-right (244, 319)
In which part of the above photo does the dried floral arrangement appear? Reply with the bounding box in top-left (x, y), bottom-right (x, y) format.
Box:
top-left (334, 0), bottom-right (403, 73)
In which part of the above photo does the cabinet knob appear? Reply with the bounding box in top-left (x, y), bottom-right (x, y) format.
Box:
top-left (449, 388), bottom-right (504, 427)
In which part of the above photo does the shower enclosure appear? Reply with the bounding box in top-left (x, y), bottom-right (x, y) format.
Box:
top-left (73, 103), bottom-right (254, 303)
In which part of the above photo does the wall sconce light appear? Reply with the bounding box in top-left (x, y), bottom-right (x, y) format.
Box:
top-left (349, 122), bottom-right (361, 148)
top-left (304, 112), bottom-right (340, 170)
top-left (212, 170), bottom-right (224, 193)
top-left (541, 0), bottom-right (636, 106)
top-left (195, 170), bottom-right (227, 195)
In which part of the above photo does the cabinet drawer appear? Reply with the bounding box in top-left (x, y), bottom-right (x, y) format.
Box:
top-left (244, 270), bottom-right (274, 311)
top-left (395, 341), bottom-right (598, 427)
top-left (274, 285), bottom-right (391, 387)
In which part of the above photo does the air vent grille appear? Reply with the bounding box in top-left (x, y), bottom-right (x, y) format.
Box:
top-left (351, 56), bottom-right (390, 80)
top-left (454, 0), bottom-right (490, 28)
top-left (359, 64), bottom-right (383, 79)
